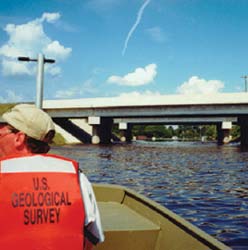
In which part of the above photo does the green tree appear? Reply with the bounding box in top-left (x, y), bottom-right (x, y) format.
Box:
top-left (144, 125), bottom-right (166, 138)
top-left (231, 125), bottom-right (240, 139)
top-left (204, 125), bottom-right (217, 140)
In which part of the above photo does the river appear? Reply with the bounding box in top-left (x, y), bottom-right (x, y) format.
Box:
top-left (51, 141), bottom-right (248, 250)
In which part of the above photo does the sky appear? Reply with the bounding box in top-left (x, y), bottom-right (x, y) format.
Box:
top-left (0, 0), bottom-right (248, 103)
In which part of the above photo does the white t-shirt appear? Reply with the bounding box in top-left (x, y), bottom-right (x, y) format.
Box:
top-left (79, 172), bottom-right (105, 244)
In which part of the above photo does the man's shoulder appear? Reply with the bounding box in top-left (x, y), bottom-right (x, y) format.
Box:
top-left (1, 153), bottom-right (78, 164)
top-left (44, 153), bottom-right (78, 164)
top-left (0, 154), bottom-right (79, 173)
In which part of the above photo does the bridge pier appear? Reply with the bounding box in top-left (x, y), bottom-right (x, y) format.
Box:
top-left (89, 117), bottom-right (113, 144)
top-left (217, 122), bottom-right (232, 145)
top-left (119, 123), bottom-right (132, 142)
top-left (238, 116), bottom-right (248, 148)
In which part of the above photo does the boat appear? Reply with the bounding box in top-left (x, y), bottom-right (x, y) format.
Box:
top-left (93, 184), bottom-right (231, 250)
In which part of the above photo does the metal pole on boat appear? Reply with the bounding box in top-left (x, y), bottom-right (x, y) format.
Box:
top-left (18, 54), bottom-right (55, 109)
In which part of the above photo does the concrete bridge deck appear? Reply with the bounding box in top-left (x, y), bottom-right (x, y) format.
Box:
top-left (44, 92), bottom-right (248, 108)
top-left (43, 92), bottom-right (248, 118)
top-left (41, 92), bottom-right (248, 146)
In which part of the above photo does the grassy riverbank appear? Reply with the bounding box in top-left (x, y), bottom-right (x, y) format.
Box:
top-left (0, 103), bottom-right (16, 114)
top-left (0, 103), bottom-right (66, 145)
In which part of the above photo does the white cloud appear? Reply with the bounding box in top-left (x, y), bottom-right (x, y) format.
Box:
top-left (107, 64), bottom-right (157, 86)
top-left (1, 59), bottom-right (33, 76)
top-left (43, 41), bottom-right (72, 61)
top-left (2, 21), bottom-right (49, 58)
top-left (46, 65), bottom-right (61, 76)
top-left (0, 90), bottom-right (23, 103)
top-left (177, 76), bottom-right (224, 95)
top-left (118, 90), bottom-right (161, 98)
top-left (145, 26), bottom-right (166, 43)
top-left (54, 79), bottom-right (97, 99)
top-left (41, 13), bottom-right (61, 23)
top-left (0, 44), bottom-right (24, 58)
top-left (55, 88), bottom-right (78, 98)
top-left (81, 79), bottom-right (98, 94)
top-left (0, 12), bottom-right (71, 76)
top-left (105, 90), bottom-right (162, 105)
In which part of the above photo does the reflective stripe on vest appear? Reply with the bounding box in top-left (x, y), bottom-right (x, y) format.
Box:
top-left (0, 154), bottom-right (85, 250)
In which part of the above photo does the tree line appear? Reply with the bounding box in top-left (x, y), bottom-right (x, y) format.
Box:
top-left (129, 125), bottom-right (240, 141)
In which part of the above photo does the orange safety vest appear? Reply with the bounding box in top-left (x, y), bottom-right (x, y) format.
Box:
top-left (0, 154), bottom-right (85, 250)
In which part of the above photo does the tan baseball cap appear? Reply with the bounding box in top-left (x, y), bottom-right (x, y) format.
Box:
top-left (2, 104), bottom-right (55, 143)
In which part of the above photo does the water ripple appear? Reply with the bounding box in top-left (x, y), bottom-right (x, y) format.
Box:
top-left (51, 141), bottom-right (248, 250)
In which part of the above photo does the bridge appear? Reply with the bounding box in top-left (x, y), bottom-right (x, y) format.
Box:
top-left (43, 92), bottom-right (248, 146)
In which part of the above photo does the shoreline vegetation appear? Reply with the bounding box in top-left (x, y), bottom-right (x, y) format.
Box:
top-left (0, 103), bottom-right (65, 145)
top-left (0, 103), bottom-right (240, 145)
top-left (119, 124), bottom-right (240, 145)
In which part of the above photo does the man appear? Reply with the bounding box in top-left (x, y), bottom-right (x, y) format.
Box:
top-left (0, 104), bottom-right (104, 250)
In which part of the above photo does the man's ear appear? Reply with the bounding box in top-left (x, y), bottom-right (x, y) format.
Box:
top-left (14, 132), bottom-right (27, 149)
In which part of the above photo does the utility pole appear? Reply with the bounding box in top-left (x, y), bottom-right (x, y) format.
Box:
top-left (241, 75), bottom-right (248, 92)
top-left (18, 53), bottom-right (55, 109)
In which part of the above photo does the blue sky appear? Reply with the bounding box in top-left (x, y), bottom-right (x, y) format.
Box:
top-left (0, 0), bottom-right (248, 103)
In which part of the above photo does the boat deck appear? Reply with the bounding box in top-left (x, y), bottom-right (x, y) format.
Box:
top-left (93, 184), bottom-right (231, 250)
top-left (97, 201), bottom-right (160, 250)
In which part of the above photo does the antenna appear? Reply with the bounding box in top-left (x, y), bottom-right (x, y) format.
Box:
top-left (241, 75), bottom-right (248, 92)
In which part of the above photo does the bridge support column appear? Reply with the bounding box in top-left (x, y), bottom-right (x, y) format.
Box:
top-left (119, 123), bottom-right (132, 142)
top-left (99, 117), bottom-right (113, 144)
top-left (238, 116), bottom-right (248, 148)
top-left (92, 126), bottom-right (100, 144)
top-left (89, 117), bottom-right (100, 144)
top-left (217, 122), bottom-right (232, 145)
top-left (88, 117), bottom-right (113, 144)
